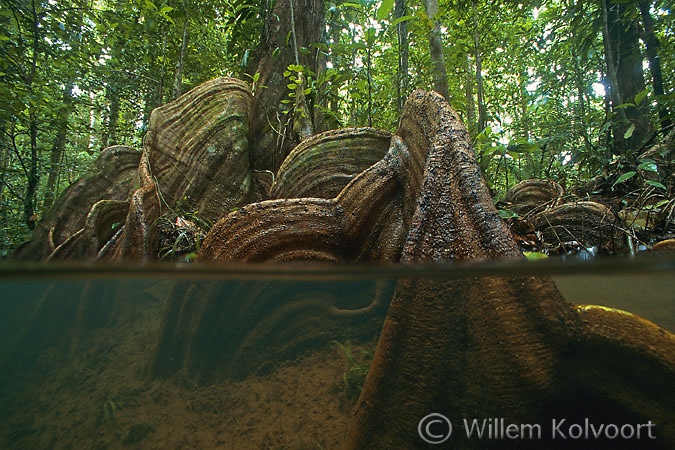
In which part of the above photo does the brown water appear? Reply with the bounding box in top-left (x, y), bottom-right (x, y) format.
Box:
top-left (554, 273), bottom-right (675, 332)
top-left (0, 257), bottom-right (673, 449)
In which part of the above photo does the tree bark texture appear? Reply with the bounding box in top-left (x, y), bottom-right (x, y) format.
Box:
top-left (10, 79), bottom-right (675, 449)
top-left (473, 3), bottom-right (487, 134)
top-left (247, 0), bottom-right (325, 173)
top-left (344, 90), bottom-right (675, 450)
top-left (395, 0), bottom-right (409, 113)
top-left (602, 0), bottom-right (652, 154)
top-left (637, 0), bottom-right (671, 129)
top-left (425, 0), bottom-right (450, 102)
top-left (43, 83), bottom-right (73, 210)
top-left (172, 2), bottom-right (189, 100)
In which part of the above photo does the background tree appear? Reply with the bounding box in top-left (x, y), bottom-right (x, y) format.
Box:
top-left (1, 0), bottom-right (673, 256)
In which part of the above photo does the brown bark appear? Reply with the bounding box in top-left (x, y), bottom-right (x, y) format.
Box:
top-left (425, 0), bottom-right (449, 101)
top-left (637, 0), bottom-right (671, 129)
top-left (14, 78), bottom-right (254, 261)
top-left (602, 0), bottom-right (652, 154)
top-left (344, 90), bottom-right (675, 450)
top-left (473, 0), bottom-right (487, 133)
top-left (395, 0), bottom-right (409, 113)
top-left (172, 1), bottom-right (189, 100)
top-left (10, 79), bottom-right (675, 446)
top-left (150, 130), bottom-right (404, 381)
top-left (246, 0), bottom-right (325, 173)
top-left (465, 54), bottom-right (477, 136)
top-left (13, 146), bottom-right (140, 260)
top-left (101, 79), bottom-right (121, 148)
top-left (43, 83), bottom-right (73, 210)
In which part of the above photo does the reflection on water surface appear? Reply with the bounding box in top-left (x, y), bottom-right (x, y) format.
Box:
top-left (0, 256), bottom-right (673, 449)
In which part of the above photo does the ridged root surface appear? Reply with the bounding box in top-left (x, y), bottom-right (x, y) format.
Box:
top-left (345, 91), bottom-right (675, 450)
top-left (151, 133), bottom-right (413, 380)
top-left (533, 200), bottom-right (624, 251)
top-left (270, 127), bottom-right (392, 199)
top-left (13, 146), bottom-right (140, 260)
top-left (502, 178), bottom-right (564, 215)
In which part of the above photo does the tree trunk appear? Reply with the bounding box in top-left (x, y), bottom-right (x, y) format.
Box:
top-left (44, 0), bottom-right (83, 208)
top-left (519, 68), bottom-right (530, 141)
top-left (0, 121), bottom-right (14, 246)
top-left (103, 83), bottom-right (121, 147)
top-left (345, 89), bottom-right (675, 450)
top-left (574, 61), bottom-right (594, 154)
top-left (425, 0), bottom-right (449, 101)
top-left (637, 0), bottom-right (671, 129)
top-left (395, 0), bottom-right (409, 113)
top-left (246, 0), bottom-right (325, 173)
top-left (24, 111), bottom-right (39, 230)
top-left (602, 0), bottom-right (651, 155)
top-left (21, 0), bottom-right (41, 230)
top-left (43, 83), bottom-right (74, 210)
top-left (473, 1), bottom-right (487, 133)
top-left (172, 3), bottom-right (189, 100)
top-left (465, 55), bottom-right (477, 137)
top-left (142, 34), bottom-right (168, 131)
top-left (100, 34), bottom-right (124, 149)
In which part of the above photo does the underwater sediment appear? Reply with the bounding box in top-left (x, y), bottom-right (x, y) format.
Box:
top-left (8, 79), bottom-right (675, 449)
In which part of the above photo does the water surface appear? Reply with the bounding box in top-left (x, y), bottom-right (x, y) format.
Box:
top-left (1, 257), bottom-right (673, 449)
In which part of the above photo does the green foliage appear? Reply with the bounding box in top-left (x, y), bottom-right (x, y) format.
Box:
top-left (1, 0), bottom-right (673, 255)
top-left (331, 339), bottom-right (373, 402)
top-left (0, 0), bottom-right (259, 254)
top-left (524, 251), bottom-right (548, 261)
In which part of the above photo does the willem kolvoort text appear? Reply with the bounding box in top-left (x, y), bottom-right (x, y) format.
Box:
top-left (463, 418), bottom-right (656, 440)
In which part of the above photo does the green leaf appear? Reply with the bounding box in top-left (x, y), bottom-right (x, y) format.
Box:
top-left (182, 253), bottom-right (197, 262)
top-left (634, 88), bottom-right (649, 106)
top-left (337, 2), bottom-right (363, 9)
top-left (376, 0), bottom-right (394, 20)
top-left (645, 180), bottom-right (667, 190)
top-left (524, 251), bottom-right (548, 261)
top-left (160, 13), bottom-right (174, 24)
top-left (498, 209), bottom-right (519, 219)
top-left (611, 171), bottom-right (636, 189)
top-left (623, 123), bottom-right (636, 139)
top-left (637, 159), bottom-right (658, 173)
top-left (391, 15), bottom-right (414, 27)
top-left (365, 27), bottom-right (376, 44)
top-left (506, 140), bottom-right (539, 154)
top-left (311, 42), bottom-right (329, 51)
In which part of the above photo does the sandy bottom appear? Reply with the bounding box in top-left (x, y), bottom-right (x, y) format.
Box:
top-left (5, 271), bottom-right (673, 450)
top-left (0, 291), bottom-right (371, 450)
